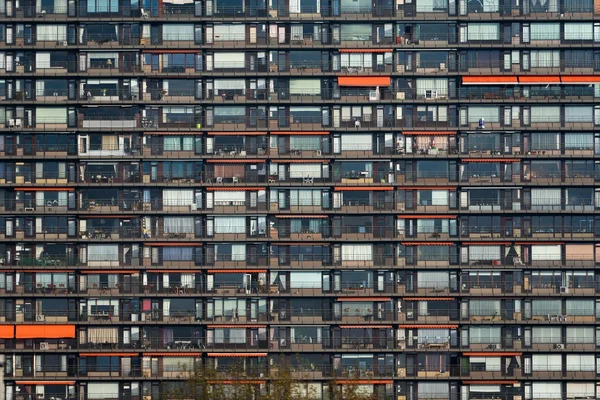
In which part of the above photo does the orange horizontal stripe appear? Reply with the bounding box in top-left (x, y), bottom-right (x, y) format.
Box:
top-left (144, 131), bottom-right (202, 135)
top-left (518, 76), bottom-right (560, 84)
top-left (397, 186), bottom-right (456, 190)
top-left (85, 215), bottom-right (136, 219)
top-left (207, 132), bottom-right (266, 136)
top-left (334, 186), bottom-right (394, 191)
top-left (16, 381), bottom-right (75, 385)
top-left (399, 325), bottom-right (458, 329)
top-left (142, 50), bottom-right (199, 54)
top-left (208, 380), bottom-right (266, 385)
top-left (150, 270), bottom-right (202, 273)
top-left (81, 270), bottom-right (138, 274)
top-left (462, 76), bottom-right (518, 85)
top-left (338, 76), bottom-right (391, 87)
top-left (207, 269), bottom-right (267, 274)
top-left (275, 242), bottom-right (329, 246)
top-left (275, 215), bottom-right (328, 219)
top-left (272, 159), bottom-right (327, 163)
top-left (144, 353), bottom-right (201, 356)
top-left (0, 325), bottom-right (14, 339)
top-left (463, 352), bottom-right (522, 357)
top-left (462, 242), bottom-right (511, 246)
top-left (208, 325), bottom-right (267, 328)
top-left (335, 380), bottom-right (394, 385)
top-left (561, 75), bottom-right (600, 84)
top-left (463, 381), bottom-right (518, 385)
top-left (271, 131), bottom-right (329, 135)
top-left (207, 159), bottom-right (265, 163)
top-left (402, 131), bottom-right (456, 136)
top-left (403, 298), bottom-right (454, 301)
top-left (144, 243), bottom-right (202, 247)
top-left (400, 215), bottom-right (456, 219)
top-left (338, 297), bottom-right (391, 302)
top-left (80, 353), bottom-right (138, 357)
top-left (16, 325), bottom-right (75, 339)
top-left (463, 158), bottom-right (520, 163)
top-left (339, 49), bottom-right (392, 53)
top-left (207, 353), bottom-right (267, 357)
top-left (340, 325), bottom-right (392, 329)
top-left (402, 242), bottom-right (454, 246)
top-left (206, 187), bottom-right (265, 191)
top-left (15, 187), bottom-right (74, 192)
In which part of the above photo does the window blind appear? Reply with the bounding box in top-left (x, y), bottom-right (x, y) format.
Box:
top-left (566, 327), bottom-right (594, 343)
top-left (162, 24), bottom-right (194, 41)
top-left (417, 271), bottom-right (449, 289)
top-left (214, 217), bottom-right (246, 234)
top-left (532, 327), bottom-right (561, 343)
top-left (565, 106), bottom-right (593, 122)
top-left (214, 191), bottom-right (246, 203)
top-left (532, 383), bottom-right (561, 399)
top-left (467, 23), bottom-right (499, 41)
top-left (416, 78), bottom-right (448, 97)
top-left (36, 24), bottom-right (67, 41)
top-left (532, 354), bottom-right (561, 371)
top-left (36, 52), bottom-right (51, 68)
top-left (214, 79), bottom-right (246, 90)
top-left (467, 106), bottom-right (499, 122)
top-left (468, 246), bottom-right (501, 261)
top-left (531, 189), bottom-right (561, 206)
top-left (36, 107), bottom-right (67, 124)
top-left (566, 383), bottom-right (594, 398)
top-left (290, 79), bottom-right (321, 95)
top-left (88, 383), bottom-right (119, 399)
top-left (163, 189), bottom-right (194, 206)
top-left (341, 244), bottom-right (372, 261)
top-left (531, 245), bottom-right (561, 261)
top-left (289, 163), bottom-right (322, 178)
top-left (214, 25), bottom-right (245, 41)
top-left (566, 354), bottom-right (594, 371)
top-left (530, 23), bottom-right (560, 40)
top-left (469, 326), bottom-right (501, 343)
top-left (566, 299), bottom-right (594, 315)
top-left (341, 134), bottom-right (372, 151)
top-left (564, 23), bottom-right (593, 40)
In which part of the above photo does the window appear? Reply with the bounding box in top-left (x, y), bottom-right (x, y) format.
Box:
top-left (564, 23), bottom-right (593, 41)
top-left (467, 24), bottom-right (499, 41)
top-left (530, 50), bottom-right (560, 68)
top-left (530, 23), bottom-right (560, 40)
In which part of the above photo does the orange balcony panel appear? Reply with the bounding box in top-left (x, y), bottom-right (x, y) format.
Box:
top-left (338, 76), bottom-right (391, 86)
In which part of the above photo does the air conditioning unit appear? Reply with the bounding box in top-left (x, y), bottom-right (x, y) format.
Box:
top-left (555, 343), bottom-right (564, 350)
top-left (316, 150), bottom-right (322, 156)
top-left (36, 315), bottom-right (45, 322)
top-left (190, 203), bottom-right (197, 211)
top-left (62, 41), bottom-right (68, 46)
top-left (40, 342), bottom-right (49, 350)
top-left (560, 286), bottom-right (568, 293)
top-left (491, 344), bottom-right (502, 350)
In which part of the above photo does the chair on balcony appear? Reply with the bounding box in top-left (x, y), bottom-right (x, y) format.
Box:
top-left (216, 177), bottom-right (223, 184)
top-left (232, 177), bottom-right (239, 184)
top-left (140, 8), bottom-right (149, 18)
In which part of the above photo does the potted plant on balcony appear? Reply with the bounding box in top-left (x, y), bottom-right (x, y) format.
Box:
top-left (101, 89), bottom-right (108, 96)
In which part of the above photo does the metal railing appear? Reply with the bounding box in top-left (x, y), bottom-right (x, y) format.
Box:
top-left (6, 88), bottom-right (600, 105)
top-left (1, 4), bottom-right (598, 19)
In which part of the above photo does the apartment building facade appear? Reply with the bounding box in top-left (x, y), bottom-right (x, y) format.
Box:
top-left (0, 0), bottom-right (598, 398)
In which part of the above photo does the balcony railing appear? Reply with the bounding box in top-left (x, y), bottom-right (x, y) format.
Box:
top-left (1, 4), bottom-right (598, 20)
